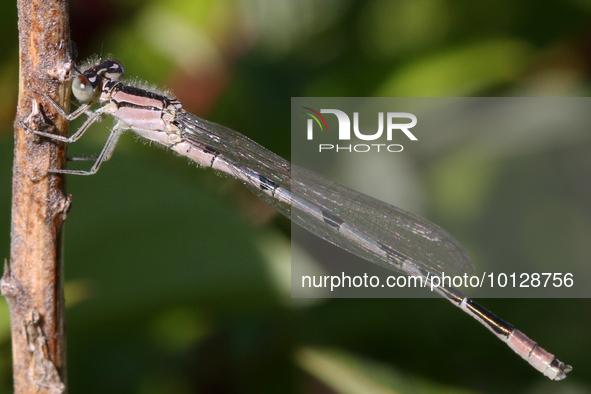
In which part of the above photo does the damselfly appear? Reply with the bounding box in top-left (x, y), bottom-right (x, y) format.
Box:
top-left (25, 58), bottom-right (572, 381)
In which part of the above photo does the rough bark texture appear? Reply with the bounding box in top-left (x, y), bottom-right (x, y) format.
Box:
top-left (1, 0), bottom-right (73, 392)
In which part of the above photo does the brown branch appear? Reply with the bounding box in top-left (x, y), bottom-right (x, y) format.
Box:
top-left (1, 0), bottom-right (73, 392)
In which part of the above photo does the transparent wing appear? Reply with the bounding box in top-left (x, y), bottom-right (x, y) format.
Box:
top-left (175, 111), bottom-right (475, 277)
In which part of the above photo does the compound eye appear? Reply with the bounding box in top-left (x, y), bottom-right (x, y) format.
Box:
top-left (72, 74), bottom-right (101, 103)
top-left (101, 59), bottom-right (125, 81)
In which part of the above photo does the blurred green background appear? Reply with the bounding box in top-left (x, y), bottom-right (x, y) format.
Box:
top-left (0, 0), bottom-right (591, 393)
